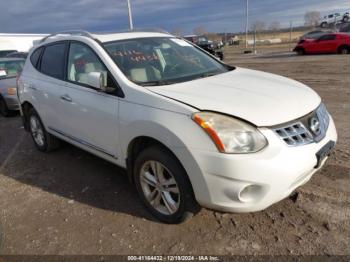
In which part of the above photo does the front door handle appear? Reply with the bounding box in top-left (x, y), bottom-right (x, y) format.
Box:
top-left (60, 94), bottom-right (72, 102)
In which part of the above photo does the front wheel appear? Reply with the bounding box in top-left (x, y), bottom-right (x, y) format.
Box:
top-left (296, 48), bottom-right (305, 55)
top-left (343, 16), bottom-right (349, 22)
top-left (320, 22), bottom-right (327, 28)
top-left (133, 146), bottom-right (200, 223)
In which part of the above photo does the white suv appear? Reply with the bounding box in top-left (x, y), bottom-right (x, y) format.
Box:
top-left (320, 12), bottom-right (348, 28)
top-left (17, 31), bottom-right (337, 223)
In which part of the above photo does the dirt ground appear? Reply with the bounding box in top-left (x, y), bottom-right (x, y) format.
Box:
top-left (0, 48), bottom-right (349, 256)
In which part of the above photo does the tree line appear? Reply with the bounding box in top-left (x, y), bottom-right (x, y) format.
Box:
top-left (171, 11), bottom-right (325, 36)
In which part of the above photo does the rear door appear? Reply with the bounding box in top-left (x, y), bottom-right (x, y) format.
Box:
top-left (314, 34), bottom-right (337, 53)
top-left (53, 41), bottom-right (120, 158)
top-left (30, 42), bottom-right (68, 129)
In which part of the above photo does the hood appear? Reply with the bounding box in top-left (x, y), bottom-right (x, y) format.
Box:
top-left (148, 67), bottom-right (321, 126)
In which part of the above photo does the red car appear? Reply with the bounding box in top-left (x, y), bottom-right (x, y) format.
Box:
top-left (294, 33), bottom-right (350, 55)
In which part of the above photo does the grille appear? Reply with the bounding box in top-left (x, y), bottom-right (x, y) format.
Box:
top-left (274, 122), bottom-right (313, 146)
top-left (273, 103), bottom-right (330, 146)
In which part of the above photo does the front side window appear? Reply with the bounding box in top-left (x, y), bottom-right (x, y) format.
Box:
top-left (40, 43), bottom-right (66, 79)
top-left (0, 59), bottom-right (25, 79)
top-left (67, 42), bottom-right (115, 89)
top-left (103, 37), bottom-right (231, 86)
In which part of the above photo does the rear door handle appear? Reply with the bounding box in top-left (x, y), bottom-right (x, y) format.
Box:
top-left (60, 94), bottom-right (72, 102)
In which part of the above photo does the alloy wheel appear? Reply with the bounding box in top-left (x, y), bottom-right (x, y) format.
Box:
top-left (139, 160), bottom-right (180, 215)
top-left (29, 115), bottom-right (45, 147)
top-left (341, 48), bottom-right (349, 54)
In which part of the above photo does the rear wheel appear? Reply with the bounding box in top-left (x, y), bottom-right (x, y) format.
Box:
top-left (320, 22), bottom-right (327, 28)
top-left (28, 108), bottom-right (61, 152)
top-left (133, 146), bottom-right (200, 223)
top-left (0, 97), bottom-right (9, 117)
top-left (343, 16), bottom-right (349, 22)
top-left (338, 46), bottom-right (350, 54)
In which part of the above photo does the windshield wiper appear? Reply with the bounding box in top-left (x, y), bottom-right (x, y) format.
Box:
top-left (139, 80), bottom-right (175, 86)
top-left (200, 72), bottom-right (219, 78)
top-left (137, 72), bottom-right (221, 86)
top-left (194, 71), bottom-right (221, 80)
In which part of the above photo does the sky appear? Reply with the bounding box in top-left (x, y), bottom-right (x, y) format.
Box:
top-left (0, 0), bottom-right (350, 34)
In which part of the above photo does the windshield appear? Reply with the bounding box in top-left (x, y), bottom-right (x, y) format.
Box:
top-left (0, 59), bottom-right (24, 79)
top-left (103, 37), bottom-right (232, 86)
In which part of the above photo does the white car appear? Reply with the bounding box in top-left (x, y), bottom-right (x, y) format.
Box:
top-left (320, 12), bottom-right (348, 28)
top-left (17, 31), bottom-right (337, 223)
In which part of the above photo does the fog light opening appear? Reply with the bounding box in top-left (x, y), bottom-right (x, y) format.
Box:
top-left (238, 184), bottom-right (262, 203)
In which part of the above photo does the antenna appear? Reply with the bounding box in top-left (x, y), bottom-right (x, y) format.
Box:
top-left (127, 0), bottom-right (134, 30)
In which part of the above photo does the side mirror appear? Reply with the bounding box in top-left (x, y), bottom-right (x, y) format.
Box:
top-left (87, 72), bottom-right (105, 91)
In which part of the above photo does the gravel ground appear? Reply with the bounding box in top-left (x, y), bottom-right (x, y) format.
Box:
top-left (0, 50), bottom-right (349, 255)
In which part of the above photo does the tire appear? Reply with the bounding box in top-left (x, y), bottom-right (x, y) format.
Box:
top-left (27, 108), bottom-right (61, 152)
top-left (320, 22), bottom-right (327, 28)
top-left (133, 146), bottom-right (200, 223)
top-left (296, 48), bottom-right (305, 55)
top-left (338, 46), bottom-right (350, 55)
top-left (343, 16), bottom-right (349, 23)
top-left (0, 97), bottom-right (10, 117)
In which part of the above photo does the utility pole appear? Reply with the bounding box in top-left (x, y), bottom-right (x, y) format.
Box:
top-left (289, 21), bottom-right (293, 52)
top-left (127, 0), bottom-right (134, 30)
top-left (245, 0), bottom-right (249, 48)
top-left (253, 26), bottom-right (256, 53)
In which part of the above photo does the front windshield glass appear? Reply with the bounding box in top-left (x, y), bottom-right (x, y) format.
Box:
top-left (0, 60), bottom-right (24, 79)
top-left (103, 37), bottom-right (232, 86)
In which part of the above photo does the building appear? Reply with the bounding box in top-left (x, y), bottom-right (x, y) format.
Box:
top-left (0, 34), bottom-right (47, 54)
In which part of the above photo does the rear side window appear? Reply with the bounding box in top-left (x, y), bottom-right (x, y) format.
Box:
top-left (318, 34), bottom-right (336, 41)
top-left (30, 47), bottom-right (43, 68)
top-left (40, 43), bottom-right (66, 79)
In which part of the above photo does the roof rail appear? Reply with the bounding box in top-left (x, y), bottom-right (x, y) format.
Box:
top-left (94, 27), bottom-right (171, 35)
top-left (39, 30), bottom-right (95, 43)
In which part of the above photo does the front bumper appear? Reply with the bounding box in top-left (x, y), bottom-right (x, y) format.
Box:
top-left (174, 116), bottom-right (337, 213)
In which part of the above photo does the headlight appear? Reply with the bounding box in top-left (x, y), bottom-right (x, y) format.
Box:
top-left (192, 112), bottom-right (267, 153)
top-left (7, 87), bottom-right (16, 95)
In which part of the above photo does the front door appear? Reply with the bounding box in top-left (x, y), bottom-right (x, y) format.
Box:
top-left (54, 42), bottom-right (120, 158)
